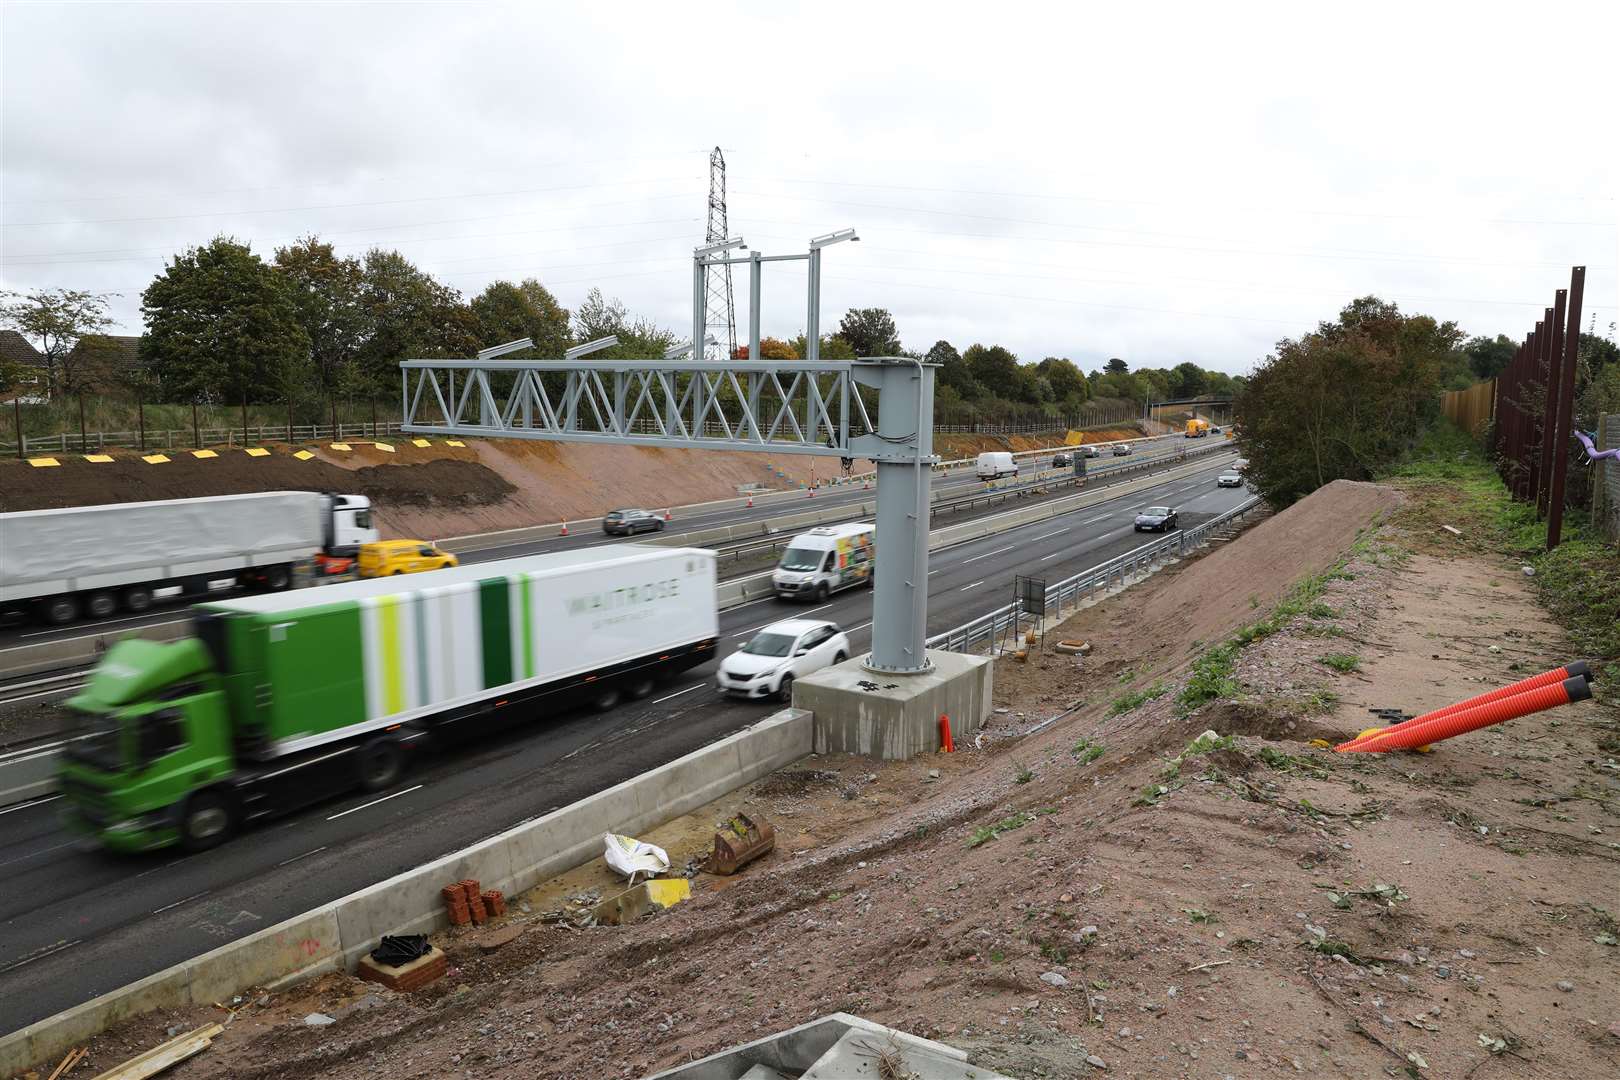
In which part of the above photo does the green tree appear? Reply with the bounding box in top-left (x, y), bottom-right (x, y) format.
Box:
top-left (1235, 296), bottom-right (1463, 504)
top-left (573, 287), bottom-right (676, 359)
top-left (788, 333), bottom-right (856, 360)
top-left (273, 235), bottom-right (365, 399)
top-left (0, 287), bottom-right (116, 396)
top-left (354, 249), bottom-right (480, 397)
top-left (1461, 334), bottom-right (1516, 381)
top-left (1169, 361), bottom-right (1207, 400)
top-left (471, 278), bottom-right (570, 358)
top-left (837, 307), bottom-right (901, 357)
top-left (963, 343), bottom-right (1020, 399)
top-left (1104, 357), bottom-right (1129, 375)
top-left (140, 236), bottom-right (309, 412)
top-left (926, 340), bottom-right (980, 399)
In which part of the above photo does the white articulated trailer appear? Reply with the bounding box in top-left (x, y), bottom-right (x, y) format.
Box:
top-left (0, 491), bottom-right (378, 625)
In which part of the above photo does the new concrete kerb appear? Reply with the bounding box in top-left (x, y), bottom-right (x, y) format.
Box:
top-left (0, 708), bottom-right (814, 1074)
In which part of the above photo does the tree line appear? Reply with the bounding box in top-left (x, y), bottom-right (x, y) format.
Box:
top-left (4, 237), bottom-right (1250, 429)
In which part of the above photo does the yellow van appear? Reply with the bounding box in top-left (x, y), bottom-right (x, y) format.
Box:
top-left (358, 539), bottom-right (459, 578)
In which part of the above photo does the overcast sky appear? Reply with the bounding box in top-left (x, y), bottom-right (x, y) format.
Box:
top-left (3, 1), bottom-right (1616, 376)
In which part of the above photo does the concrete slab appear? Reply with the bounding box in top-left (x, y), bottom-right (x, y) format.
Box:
top-left (795, 650), bottom-right (992, 760)
top-left (803, 1028), bottom-right (1016, 1079)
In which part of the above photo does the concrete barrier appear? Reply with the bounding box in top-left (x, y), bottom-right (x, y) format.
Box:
top-left (0, 620), bottom-right (191, 680)
top-left (0, 708), bottom-right (814, 1076)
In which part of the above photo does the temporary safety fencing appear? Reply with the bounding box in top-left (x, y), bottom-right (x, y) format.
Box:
top-left (1338, 674), bottom-right (1592, 753)
top-left (926, 496), bottom-right (1264, 655)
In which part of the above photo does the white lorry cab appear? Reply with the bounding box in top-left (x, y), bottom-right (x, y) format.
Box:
top-left (976, 451), bottom-right (1018, 480)
top-left (772, 523), bottom-right (875, 601)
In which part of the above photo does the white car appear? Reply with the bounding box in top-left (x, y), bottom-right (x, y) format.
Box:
top-left (1217, 471), bottom-right (1244, 488)
top-left (717, 618), bottom-right (851, 702)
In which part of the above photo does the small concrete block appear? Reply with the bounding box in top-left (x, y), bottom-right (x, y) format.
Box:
top-left (798, 650), bottom-right (993, 760)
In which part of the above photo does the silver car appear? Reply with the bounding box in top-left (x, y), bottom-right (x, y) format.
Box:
top-left (1217, 472), bottom-right (1243, 488)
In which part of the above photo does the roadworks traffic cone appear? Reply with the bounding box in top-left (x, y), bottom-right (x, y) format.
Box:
top-left (746, 495), bottom-right (754, 507)
top-left (558, 520), bottom-right (568, 536)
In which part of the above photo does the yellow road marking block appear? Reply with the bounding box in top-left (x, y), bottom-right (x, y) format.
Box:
top-left (446, 439), bottom-right (465, 447)
top-left (292, 449), bottom-right (315, 460)
top-left (84, 454), bottom-right (114, 463)
top-left (142, 454), bottom-right (170, 464)
top-left (191, 449), bottom-right (217, 459)
top-left (411, 438), bottom-right (431, 447)
top-left (330, 442), bottom-right (351, 451)
top-left (244, 447), bottom-right (271, 457)
top-left (27, 457), bottom-right (60, 467)
top-left (373, 441), bottom-right (395, 453)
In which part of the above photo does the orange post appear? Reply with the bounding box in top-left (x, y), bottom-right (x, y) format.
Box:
top-left (939, 713), bottom-right (955, 753)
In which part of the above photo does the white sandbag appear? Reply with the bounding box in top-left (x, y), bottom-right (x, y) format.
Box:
top-left (603, 832), bottom-right (669, 882)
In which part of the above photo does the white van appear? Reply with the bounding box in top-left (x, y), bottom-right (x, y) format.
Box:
top-left (976, 451), bottom-right (1018, 480)
top-left (772, 523), bottom-right (875, 601)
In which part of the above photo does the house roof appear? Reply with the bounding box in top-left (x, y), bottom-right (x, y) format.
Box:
top-left (66, 334), bottom-right (143, 371)
top-left (0, 330), bottom-right (46, 368)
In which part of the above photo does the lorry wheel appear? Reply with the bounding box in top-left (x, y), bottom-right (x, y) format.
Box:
top-left (776, 674), bottom-right (795, 704)
top-left (42, 595), bottom-right (79, 625)
top-left (626, 677), bottom-right (655, 699)
top-left (121, 586), bottom-right (153, 613)
top-left (591, 685), bottom-right (623, 711)
top-left (358, 738), bottom-right (406, 792)
top-left (180, 791), bottom-right (236, 852)
top-left (85, 591), bottom-right (117, 619)
top-left (263, 564), bottom-right (292, 591)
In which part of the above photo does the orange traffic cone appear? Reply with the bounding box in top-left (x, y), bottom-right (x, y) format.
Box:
top-left (807, 486), bottom-right (816, 498)
top-left (746, 495), bottom-right (754, 507)
top-left (559, 521), bottom-right (568, 536)
top-left (664, 508), bottom-right (672, 521)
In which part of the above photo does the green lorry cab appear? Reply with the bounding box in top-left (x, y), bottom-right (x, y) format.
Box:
top-left (59, 546), bottom-right (719, 853)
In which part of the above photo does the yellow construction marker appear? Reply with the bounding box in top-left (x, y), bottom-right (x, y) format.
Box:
top-left (244, 447), bottom-right (271, 457)
top-left (142, 454), bottom-right (170, 464)
top-left (83, 454), bottom-right (114, 463)
top-left (27, 457), bottom-right (60, 467)
top-left (191, 449), bottom-right (218, 459)
top-left (411, 438), bottom-right (431, 447)
top-left (373, 442), bottom-right (395, 453)
top-left (330, 442), bottom-right (351, 451)
top-left (446, 439), bottom-right (465, 447)
top-left (292, 449), bottom-right (315, 461)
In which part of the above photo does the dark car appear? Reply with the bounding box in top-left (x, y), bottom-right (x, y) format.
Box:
top-left (1052, 452), bottom-right (1071, 467)
top-left (1079, 444), bottom-right (1102, 459)
top-left (1133, 505), bottom-right (1179, 532)
top-left (602, 508), bottom-right (665, 536)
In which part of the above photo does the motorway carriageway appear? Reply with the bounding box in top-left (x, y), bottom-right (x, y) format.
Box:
top-left (0, 450), bottom-right (1241, 1033)
top-left (0, 434), bottom-right (1197, 655)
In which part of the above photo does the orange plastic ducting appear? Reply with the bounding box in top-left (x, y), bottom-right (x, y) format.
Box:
top-left (1343, 661), bottom-right (1589, 747)
top-left (1337, 676), bottom-right (1592, 753)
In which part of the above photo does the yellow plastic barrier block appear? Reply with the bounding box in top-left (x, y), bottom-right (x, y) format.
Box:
top-left (446, 439), bottom-right (465, 447)
top-left (373, 442), bottom-right (395, 453)
top-left (27, 457), bottom-right (60, 467)
top-left (142, 454), bottom-right (170, 464)
top-left (292, 450), bottom-right (315, 461)
top-left (330, 442), bottom-right (351, 451)
top-left (191, 449), bottom-right (218, 459)
top-left (411, 438), bottom-right (431, 448)
top-left (83, 454), bottom-right (114, 463)
top-left (244, 447), bottom-right (271, 457)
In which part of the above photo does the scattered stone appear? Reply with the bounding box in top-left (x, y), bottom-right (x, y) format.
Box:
top-left (1085, 1054), bottom-right (1107, 1069)
top-left (1396, 951), bottom-right (1415, 967)
top-left (1118, 1027), bottom-right (1132, 1038)
top-left (927, 769), bottom-right (940, 779)
top-left (1556, 980), bottom-right (1575, 993)
top-left (1079, 925), bottom-right (1099, 938)
top-left (303, 1013), bottom-right (336, 1027)
top-left (1435, 966), bottom-right (1451, 979)
top-left (1040, 971), bottom-right (1069, 987)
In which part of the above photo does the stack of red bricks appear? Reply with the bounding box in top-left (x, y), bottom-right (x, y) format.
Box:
top-left (443, 879), bottom-right (502, 926)
top-left (357, 948), bottom-right (447, 992)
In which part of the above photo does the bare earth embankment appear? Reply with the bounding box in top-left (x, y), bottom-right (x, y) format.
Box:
top-left (36, 478), bottom-right (1618, 1080)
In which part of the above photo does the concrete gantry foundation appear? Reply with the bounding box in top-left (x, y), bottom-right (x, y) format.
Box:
top-left (794, 649), bottom-right (992, 759)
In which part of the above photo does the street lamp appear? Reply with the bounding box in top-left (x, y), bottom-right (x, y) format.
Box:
top-left (806, 228), bottom-right (859, 360)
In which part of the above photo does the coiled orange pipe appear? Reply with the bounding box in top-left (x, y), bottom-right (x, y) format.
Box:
top-left (1337, 676), bottom-right (1592, 753)
top-left (1342, 660), bottom-right (1589, 748)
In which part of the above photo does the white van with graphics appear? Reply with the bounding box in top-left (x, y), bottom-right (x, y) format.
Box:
top-left (976, 451), bottom-right (1017, 479)
top-left (772, 523), bottom-right (876, 601)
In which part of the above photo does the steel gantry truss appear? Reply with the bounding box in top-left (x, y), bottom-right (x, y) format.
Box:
top-left (401, 230), bottom-right (941, 674)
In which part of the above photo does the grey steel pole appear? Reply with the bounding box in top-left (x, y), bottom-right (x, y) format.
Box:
top-left (806, 247), bottom-right (822, 362)
top-left (867, 360), bottom-right (935, 673)
top-left (749, 252), bottom-right (762, 360)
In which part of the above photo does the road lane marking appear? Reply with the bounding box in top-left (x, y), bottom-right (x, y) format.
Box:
top-left (0, 839), bottom-right (77, 869)
top-left (0, 684), bottom-right (88, 706)
top-left (152, 890), bottom-right (209, 915)
top-left (326, 784), bottom-right (423, 821)
top-left (19, 613), bottom-right (174, 639)
top-left (652, 683), bottom-right (707, 704)
top-left (961, 545), bottom-right (1014, 564)
top-left (0, 794), bottom-right (62, 815)
top-left (277, 846), bottom-right (327, 867)
top-left (960, 580), bottom-right (985, 591)
top-left (1039, 551), bottom-right (1063, 561)
top-left (0, 939), bottom-right (80, 974)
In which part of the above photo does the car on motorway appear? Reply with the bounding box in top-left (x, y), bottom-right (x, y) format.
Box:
top-left (358, 539), bottom-right (459, 577)
top-left (1052, 451), bottom-right (1071, 467)
top-left (717, 618), bottom-right (851, 702)
top-left (1078, 444), bottom-right (1102, 459)
top-left (975, 451), bottom-right (1018, 479)
top-left (601, 508), bottom-right (666, 536)
top-left (1112, 442), bottom-right (1133, 456)
top-left (1133, 505), bottom-right (1180, 532)
top-left (1217, 471), bottom-right (1244, 488)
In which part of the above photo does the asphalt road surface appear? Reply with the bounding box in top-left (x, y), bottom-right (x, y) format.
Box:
top-left (0, 449), bottom-right (1241, 1034)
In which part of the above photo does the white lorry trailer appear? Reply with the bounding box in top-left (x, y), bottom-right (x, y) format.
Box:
top-left (0, 491), bottom-right (378, 625)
